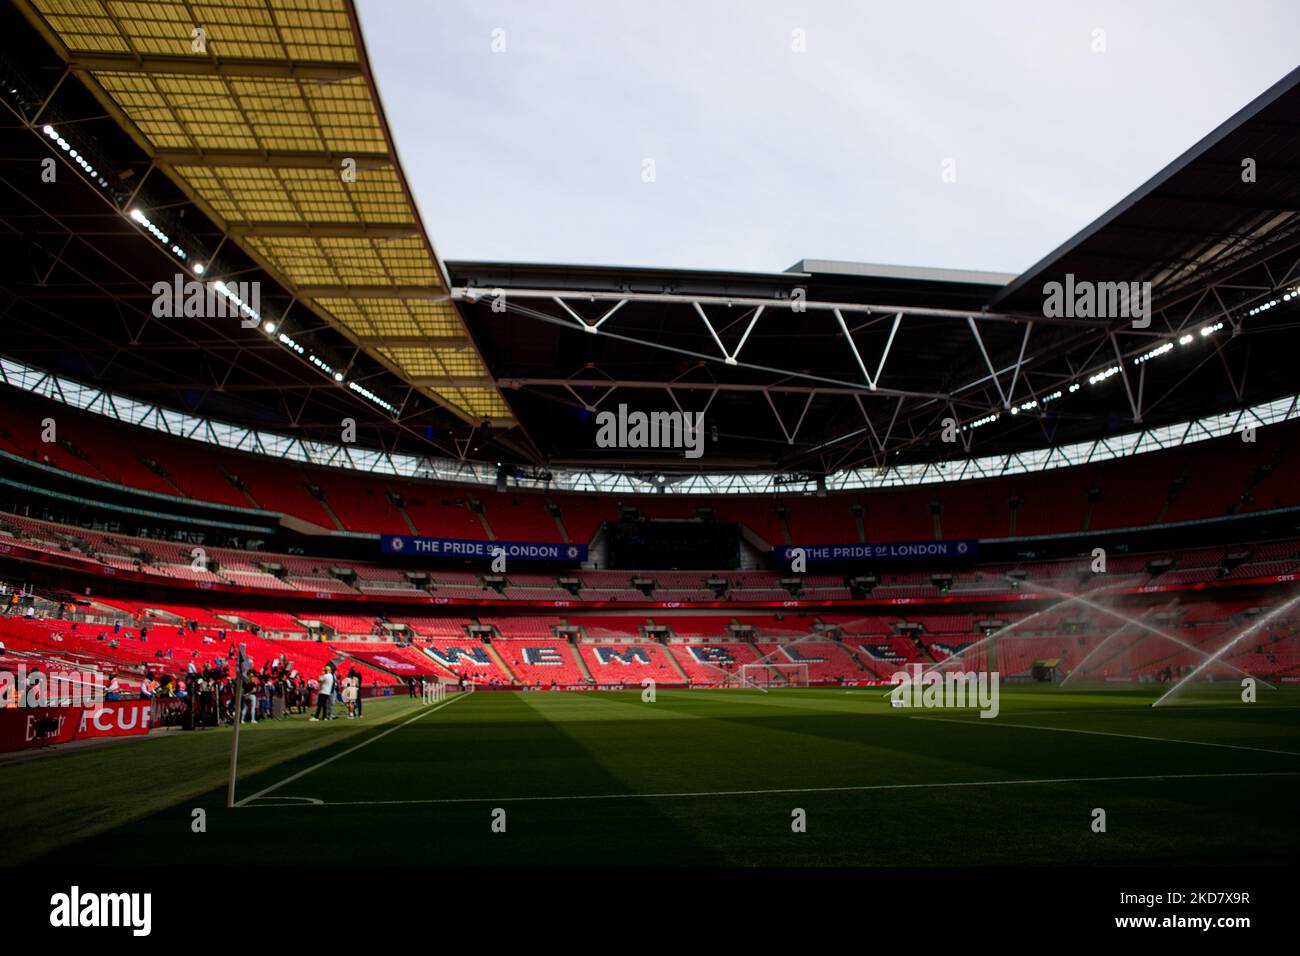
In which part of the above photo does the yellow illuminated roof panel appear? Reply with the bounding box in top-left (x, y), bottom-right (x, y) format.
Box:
top-left (313, 298), bottom-right (464, 338)
top-left (24, 0), bottom-right (513, 426)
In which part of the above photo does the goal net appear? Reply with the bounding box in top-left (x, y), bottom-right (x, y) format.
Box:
top-left (738, 662), bottom-right (809, 689)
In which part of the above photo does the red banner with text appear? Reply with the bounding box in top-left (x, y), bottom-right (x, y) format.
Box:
top-left (0, 699), bottom-right (153, 753)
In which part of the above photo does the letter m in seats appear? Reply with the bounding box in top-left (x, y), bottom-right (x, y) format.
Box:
top-left (595, 647), bottom-right (651, 665)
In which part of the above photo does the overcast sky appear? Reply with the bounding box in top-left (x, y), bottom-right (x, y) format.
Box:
top-left (356, 0), bottom-right (1299, 276)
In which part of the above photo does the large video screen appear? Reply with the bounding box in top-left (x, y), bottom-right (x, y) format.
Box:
top-left (605, 520), bottom-right (740, 570)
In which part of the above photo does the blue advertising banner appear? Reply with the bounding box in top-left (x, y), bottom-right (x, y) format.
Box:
top-left (381, 535), bottom-right (587, 563)
top-left (775, 539), bottom-right (978, 563)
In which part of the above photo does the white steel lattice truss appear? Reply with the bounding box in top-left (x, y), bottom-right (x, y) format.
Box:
top-left (3, 354), bottom-right (1298, 499)
top-left (455, 266), bottom-right (1298, 464)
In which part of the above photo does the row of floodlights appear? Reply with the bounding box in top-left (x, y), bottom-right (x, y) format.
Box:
top-left (1134, 322), bottom-right (1225, 367)
top-left (950, 278), bottom-right (1271, 434)
top-left (1008, 389), bottom-right (1063, 416)
top-left (40, 122), bottom-right (399, 416)
top-left (1246, 285), bottom-right (1300, 316)
top-left (41, 124), bottom-right (109, 190)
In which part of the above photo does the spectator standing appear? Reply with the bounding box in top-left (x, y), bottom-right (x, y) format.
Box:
top-left (348, 667), bottom-right (363, 717)
top-left (311, 666), bottom-right (334, 722)
top-left (241, 674), bottom-right (258, 724)
top-left (343, 674), bottom-right (358, 719)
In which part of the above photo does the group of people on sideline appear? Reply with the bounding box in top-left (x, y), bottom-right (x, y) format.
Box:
top-left (310, 663), bottom-right (363, 721)
top-left (181, 654), bottom-right (366, 727)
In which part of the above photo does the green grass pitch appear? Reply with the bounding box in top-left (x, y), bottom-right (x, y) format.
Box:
top-left (4, 685), bottom-right (1299, 866)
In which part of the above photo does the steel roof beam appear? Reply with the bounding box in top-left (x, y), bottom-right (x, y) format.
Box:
top-left (354, 335), bottom-right (470, 347)
top-left (65, 53), bottom-right (363, 81)
top-left (497, 378), bottom-right (956, 401)
top-left (297, 285), bottom-right (444, 299)
top-left (225, 221), bottom-right (419, 239)
top-left (453, 287), bottom-right (1109, 328)
top-left (408, 376), bottom-right (497, 387)
top-left (967, 316), bottom-right (1011, 410)
top-left (154, 148), bottom-right (391, 170)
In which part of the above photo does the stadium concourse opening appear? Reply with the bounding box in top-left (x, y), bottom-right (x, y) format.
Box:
top-left (0, 0), bottom-right (1298, 935)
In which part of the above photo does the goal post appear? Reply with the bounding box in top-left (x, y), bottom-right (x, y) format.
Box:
top-left (739, 662), bottom-right (810, 689)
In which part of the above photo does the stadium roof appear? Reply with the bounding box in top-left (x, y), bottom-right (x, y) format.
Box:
top-left (447, 65), bottom-right (1300, 473)
top-left (14, 0), bottom-right (511, 428)
top-left (790, 260), bottom-right (1019, 287)
top-left (994, 63), bottom-right (1300, 316)
top-left (1, 6), bottom-right (1298, 478)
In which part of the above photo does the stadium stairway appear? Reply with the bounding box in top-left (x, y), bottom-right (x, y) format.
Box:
top-left (316, 496), bottom-right (347, 532)
top-left (834, 639), bottom-right (869, 676)
top-left (396, 500), bottom-right (419, 535)
top-left (142, 459), bottom-right (188, 498)
top-left (219, 467), bottom-right (265, 510)
top-left (660, 643), bottom-right (691, 682)
top-left (1234, 452), bottom-right (1278, 514)
top-left (549, 501), bottom-right (571, 544)
top-left (63, 438), bottom-right (113, 484)
top-left (909, 633), bottom-right (935, 663)
top-left (1154, 488), bottom-right (1174, 525)
top-left (571, 639), bottom-right (594, 682)
top-left (482, 638), bottom-right (518, 682)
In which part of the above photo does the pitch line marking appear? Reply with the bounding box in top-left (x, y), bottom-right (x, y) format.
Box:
top-left (249, 796), bottom-right (324, 806)
top-left (234, 692), bottom-right (468, 808)
top-left (242, 770), bottom-right (1300, 808)
top-left (956, 703), bottom-right (1300, 718)
top-left (910, 715), bottom-right (1300, 758)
